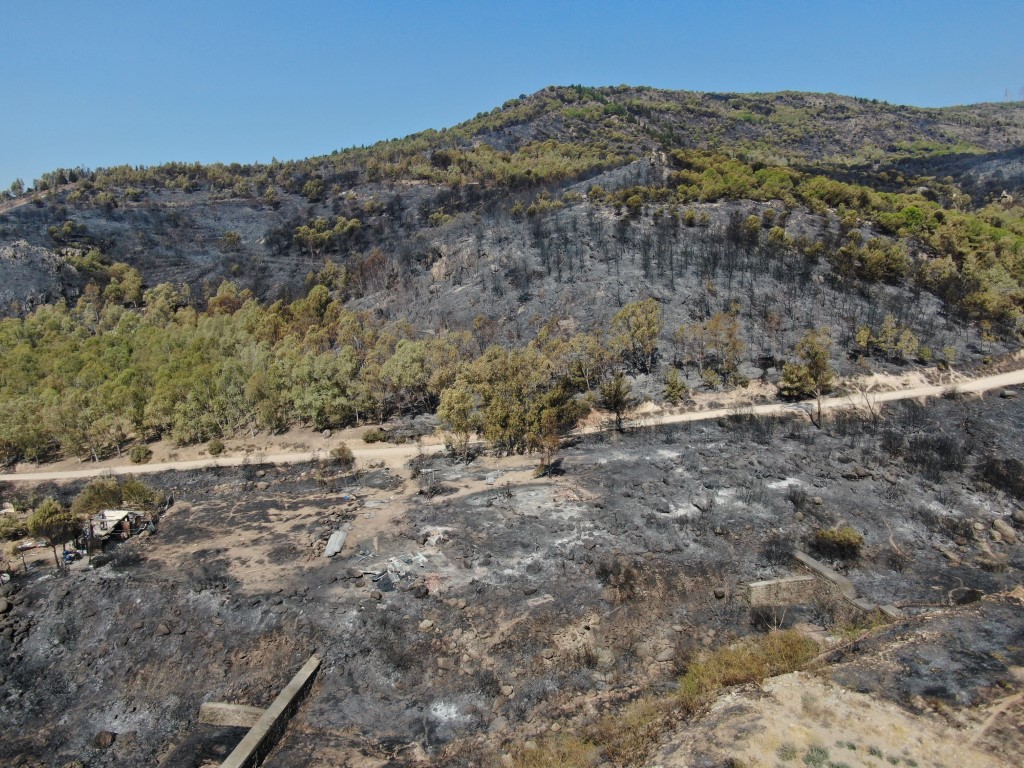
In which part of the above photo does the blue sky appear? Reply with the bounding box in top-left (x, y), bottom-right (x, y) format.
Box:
top-left (2, 0), bottom-right (1022, 188)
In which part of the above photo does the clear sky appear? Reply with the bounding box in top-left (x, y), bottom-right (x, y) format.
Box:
top-left (2, 0), bottom-right (1022, 188)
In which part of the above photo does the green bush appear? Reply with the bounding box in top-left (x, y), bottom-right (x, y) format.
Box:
top-left (811, 525), bottom-right (864, 559)
top-left (0, 514), bottom-right (28, 541)
top-left (129, 445), bottom-right (152, 464)
top-left (330, 442), bottom-right (355, 469)
top-left (207, 438), bottom-right (225, 456)
top-left (70, 477), bottom-right (162, 518)
top-left (362, 428), bottom-right (388, 444)
top-left (803, 745), bottom-right (829, 767)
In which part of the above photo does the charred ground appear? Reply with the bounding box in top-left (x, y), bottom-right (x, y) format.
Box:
top-left (2, 388), bottom-right (1022, 767)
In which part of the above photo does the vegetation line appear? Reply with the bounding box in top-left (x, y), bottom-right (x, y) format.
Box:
top-left (3, 365), bottom-right (1021, 484)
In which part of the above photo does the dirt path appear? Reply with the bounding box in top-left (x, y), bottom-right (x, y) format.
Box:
top-left (615, 366), bottom-right (1024, 432)
top-left (2, 366), bottom-right (1022, 484)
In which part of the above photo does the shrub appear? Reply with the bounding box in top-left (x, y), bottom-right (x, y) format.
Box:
top-left (0, 514), bottom-right (27, 541)
top-left (777, 743), bottom-right (799, 761)
top-left (207, 438), bottom-right (225, 456)
top-left (330, 442), bottom-right (355, 469)
top-left (905, 433), bottom-right (969, 479)
top-left (810, 525), bottom-right (864, 559)
top-left (979, 457), bottom-right (1024, 500)
top-left (803, 745), bottom-right (829, 767)
top-left (362, 428), bottom-right (388, 444)
top-left (129, 445), bottom-right (152, 464)
top-left (594, 556), bottom-right (640, 603)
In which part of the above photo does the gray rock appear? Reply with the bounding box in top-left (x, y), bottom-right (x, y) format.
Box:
top-left (0, 598), bottom-right (10, 615)
top-left (323, 528), bottom-right (349, 557)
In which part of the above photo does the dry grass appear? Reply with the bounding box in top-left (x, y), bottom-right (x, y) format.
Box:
top-left (509, 735), bottom-right (599, 768)
top-left (510, 630), bottom-right (819, 768)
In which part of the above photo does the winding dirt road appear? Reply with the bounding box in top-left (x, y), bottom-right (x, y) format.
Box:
top-left (1, 367), bottom-right (1021, 484)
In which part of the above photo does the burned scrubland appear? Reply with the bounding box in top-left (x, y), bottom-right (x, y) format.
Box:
top-left (1, 389), bottom-right (1022, 766)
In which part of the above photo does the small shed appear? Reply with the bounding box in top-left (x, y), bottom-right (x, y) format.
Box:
top-left (88, 509), bottom-right (145, 544)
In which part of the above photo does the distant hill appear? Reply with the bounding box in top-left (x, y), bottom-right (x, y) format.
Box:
top-left (2, 86), bottom-right (1022, 326)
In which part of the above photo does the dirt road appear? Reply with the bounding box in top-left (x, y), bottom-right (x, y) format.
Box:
top-left (2, 367), bottom-right (1022, 484)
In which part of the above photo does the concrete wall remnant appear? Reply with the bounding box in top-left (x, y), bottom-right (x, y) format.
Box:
top-left (744, 551), bottom-right (904, 624)
top-left (220, 655), bottom-right (321, 768)
top-left (747, 575), bottom-right (818, 607)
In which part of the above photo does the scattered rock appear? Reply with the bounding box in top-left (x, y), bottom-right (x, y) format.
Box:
top-left (714, 588), bottom-right (726, 600)
top-left (256, 481), bottom-right (270, 491)
top-left (156, 623), bottom-right (171, 636)
top-left (91, 731), bottom-right (116, 749)
top-left (655, 648), bottom-right (676, 662)
top-left (0, 598), bottom-right (10, 615)
top-left (523, 587), bottom-right (538, 596)
top-left (488, 716), bottom-right (509, 734)
top-left (418, 620), bottom-right (434, 631)
top-left (413, 584), bottom-right (429, 599)
top-left (992, 518), bottom-right (1017, 544)
top-left (999, 389), bottom-right (1018, 399)
top-left (500, 684), bottom-right (514, 696)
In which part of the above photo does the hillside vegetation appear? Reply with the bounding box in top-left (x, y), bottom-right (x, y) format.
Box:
top-left (1, 85), bottom-right (1023, 464)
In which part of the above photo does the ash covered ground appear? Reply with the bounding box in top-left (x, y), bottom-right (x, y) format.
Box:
top-left (2, 391), bottom-right (1023, 767)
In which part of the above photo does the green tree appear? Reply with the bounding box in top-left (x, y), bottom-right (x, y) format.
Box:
top-left (437, 379), bottom-right (481, 462)
top-left (778, 328), bottom-right (834, 427)
top-left (599, 371), bottom-right (634, 431)
top-left (663, 368), bottom-right (689, 405)
top-left (610, 298), bottom-right (663, 374)
top-left (28, 498), bottom-right (80, 569)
